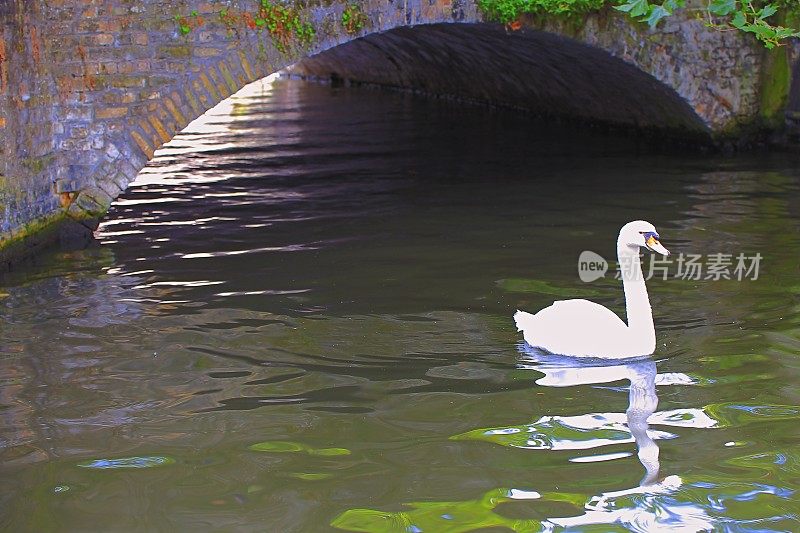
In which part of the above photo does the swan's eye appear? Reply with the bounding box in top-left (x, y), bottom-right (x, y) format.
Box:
top-left (641, 231), bottom-right (660, 248)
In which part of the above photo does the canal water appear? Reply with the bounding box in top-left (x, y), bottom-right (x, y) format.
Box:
top-left (1, 78), bottom-right (799, 532)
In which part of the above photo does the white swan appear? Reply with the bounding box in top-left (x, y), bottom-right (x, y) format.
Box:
top-left (514, 220), bottom-right (670, 358)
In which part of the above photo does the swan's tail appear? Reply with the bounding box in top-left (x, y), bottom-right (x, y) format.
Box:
top-left (514, 309), bottom-right (544, 349)
top-left (513, 309), bottom-right (535, 334)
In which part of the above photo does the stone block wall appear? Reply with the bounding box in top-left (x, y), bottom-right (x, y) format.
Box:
top-left (0, 1), bottom-right (63, 257)
top-left (0, 0), bottom-right (476, 265)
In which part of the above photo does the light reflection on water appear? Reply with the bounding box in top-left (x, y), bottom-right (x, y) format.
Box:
top-left (1, 77), bottom-right (799, 531)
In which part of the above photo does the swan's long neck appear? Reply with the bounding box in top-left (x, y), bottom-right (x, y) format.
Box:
top-left (617, 243), bottom-right (655, 345)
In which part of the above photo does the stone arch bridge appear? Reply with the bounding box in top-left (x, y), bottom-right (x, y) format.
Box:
top-left (0, 0), bottom-right (797, 264)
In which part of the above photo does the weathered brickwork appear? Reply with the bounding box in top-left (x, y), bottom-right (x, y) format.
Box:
top-left (0, 0), bottom-right (797, 264)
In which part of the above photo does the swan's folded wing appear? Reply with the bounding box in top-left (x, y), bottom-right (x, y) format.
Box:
top-left (514, 299), bottom-right (628, 355)
top-left (549, 299), bottom-right (626, 327)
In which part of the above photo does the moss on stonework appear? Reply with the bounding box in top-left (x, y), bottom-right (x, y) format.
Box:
top-left (758, 46), bottom-right (791, 126)
top-left (20, 155), bottom-right (55, 175)
top-left (158, 44), bottom-right (192, 58)
top-left (341, 4), bottom-right (367, 34)
top-left (0, 211), bottom-right (66, 267)
top-left (203, 1), bottom-right (317, 53)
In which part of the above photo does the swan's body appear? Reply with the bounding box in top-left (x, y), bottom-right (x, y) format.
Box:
top-left (514, 220), bottom-right (669, 359)
top-left (514, 299), bottom-right (641, 358)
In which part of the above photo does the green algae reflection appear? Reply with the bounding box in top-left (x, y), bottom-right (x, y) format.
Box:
top-left (288, 472), bottom-right (333, 481)
top-left (702, 403), bottom-right (800, 427)
top-left (725, 449), bottom-right (800, 476)
top-left (249, 440), bottom-right (351, 456)
top-left (331, 487), bottom-right (554, 532)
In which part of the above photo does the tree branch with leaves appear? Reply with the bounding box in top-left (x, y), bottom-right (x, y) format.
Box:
top-left (614, 0), bottom-right (800, 48)
top-left (477, 0), bottom-right (800, 48)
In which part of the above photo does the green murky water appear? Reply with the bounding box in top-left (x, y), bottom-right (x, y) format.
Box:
top-left (1, 78), bottom-right (799, 531)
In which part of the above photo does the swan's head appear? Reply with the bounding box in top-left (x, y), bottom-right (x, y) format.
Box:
top-left (619, 220), bottom-right (670, 256)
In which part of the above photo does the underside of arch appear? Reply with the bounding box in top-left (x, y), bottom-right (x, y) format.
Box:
top-left (290, 23), bottom-right (709, 136)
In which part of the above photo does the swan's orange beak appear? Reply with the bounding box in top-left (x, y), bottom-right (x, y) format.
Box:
top-left (645, 235), bottom-right (670, 256)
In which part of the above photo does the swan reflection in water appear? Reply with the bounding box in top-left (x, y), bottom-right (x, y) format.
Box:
top-left (514, 344), bottom-right (716, 529)
top-left (518, 348), bottom-right (665, 486)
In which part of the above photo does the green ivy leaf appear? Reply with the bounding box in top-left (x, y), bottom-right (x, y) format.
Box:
top-left (709, 0), bottom-right (736, 16)
top-left (615, 0), bottom-right (651, 18)
top-left (750, 23), bottom-right (777, 39)
top-left (645, 4), bottom-right (671, 26)
top-left (759, 4), bottom-right (778, 19)
top-left (775, 27), bottom-right (800, 39)
top-left (731, 10), bottom-right (747, 29)
top-left (662, 0), bottom-right (685, 12)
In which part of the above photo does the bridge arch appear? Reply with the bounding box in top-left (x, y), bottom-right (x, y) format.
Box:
top-left (0, 0), bottom-right (782, 261)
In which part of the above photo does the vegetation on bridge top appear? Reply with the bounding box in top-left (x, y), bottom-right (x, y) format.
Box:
top-left (219, 1), bottom-right (316, 52)
top-left (478, 0), bottom-right (800, 48)
top-left (177, 0), bottom-right (369, 53)
top-left (175, 0), bottom-right (798, 50)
